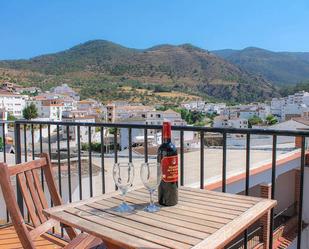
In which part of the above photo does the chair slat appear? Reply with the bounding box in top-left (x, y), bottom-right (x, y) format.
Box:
top-left (8, 158), bottom-right (47, 176)
top-left (31, 170), bottom-right (49, 209)
top-left (43, 159), bottom-right (62, 206)
top-left (0, 163), bottom-right (35, 248)
top-left (24, 171), bottom-right (47, 224)
top-left (16, 173), bottom-right (41, 227)
top-left (41, 153), bottom-right (77, 240)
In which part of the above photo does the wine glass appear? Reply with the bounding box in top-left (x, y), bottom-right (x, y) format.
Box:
top-left (113, 162), bottom-right (135, 213)
top-left (140, 162), bottom-right (162, 212)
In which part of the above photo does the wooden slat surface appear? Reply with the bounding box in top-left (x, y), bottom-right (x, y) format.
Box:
top-left (0, 225), bottom-right (66, 249)
top-left (44, 187), bottom-right (276, 249)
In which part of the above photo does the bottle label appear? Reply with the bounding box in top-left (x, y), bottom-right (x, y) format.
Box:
top-left (161, 156), bottom-right (178, 183)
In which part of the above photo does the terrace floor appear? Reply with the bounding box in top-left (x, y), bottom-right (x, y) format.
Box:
top-left (0, 225), bottom-right (66, 249)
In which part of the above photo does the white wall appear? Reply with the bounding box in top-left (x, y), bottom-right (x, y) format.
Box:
top-left (275, 170), bottom-right (296, 213)
top-left (277, 167), bottom-right (309, 249)
top-left (220, 153), bottom-right (301, 195)
top-left (289, 167), bottom-right (309, 249)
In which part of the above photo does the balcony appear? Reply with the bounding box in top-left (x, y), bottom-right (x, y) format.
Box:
top-left (0, 120), bottom-right (308, 249)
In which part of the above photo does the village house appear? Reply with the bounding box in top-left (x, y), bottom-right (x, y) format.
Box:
top-left (51, 84), bottom-right (80, 100)
top-left (106, 103), bottom-right (155, 123)
top-left (213, 116), bottom-right (248, 129)
top-left (0, 90), bottom-right (27, 118)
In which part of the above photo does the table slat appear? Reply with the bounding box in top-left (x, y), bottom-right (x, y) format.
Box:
top-left (118, 194), bottom-right (233, 224)
top-left (50, 210), bottom-right (167, 249)
top-left (93, 199), bottom-right (219, 234)
top-left (126, 191), bottom-right (237, 220)
top-left (181, 187), bottom-right (264, 202)
top-left (91, 200), bottom-right (216, 235)
top-left (76, 204), bottom-right (203, 244)
top-left (65, 207), bottom-right (193, 249)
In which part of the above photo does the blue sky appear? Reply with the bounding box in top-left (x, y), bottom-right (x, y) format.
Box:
top-left (1, 0), bottom-right (309, 59)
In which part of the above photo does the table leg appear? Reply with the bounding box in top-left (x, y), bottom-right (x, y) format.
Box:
top-left (260, 211), bottom-right (271, 249)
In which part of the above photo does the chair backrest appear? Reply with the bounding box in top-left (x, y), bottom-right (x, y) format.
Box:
top-left (0, 153), bottom-right (76, 249)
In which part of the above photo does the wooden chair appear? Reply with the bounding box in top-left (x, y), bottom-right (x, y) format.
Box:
top-left (0, 153), bottom-right (104, 249)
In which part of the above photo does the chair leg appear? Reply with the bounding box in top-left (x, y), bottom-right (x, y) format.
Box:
top-left (64, 233), bottom-right (104, 249)
top-left (104, 241), bottom-right (120, 249)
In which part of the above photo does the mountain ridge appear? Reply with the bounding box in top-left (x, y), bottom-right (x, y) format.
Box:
top-left (0, 40), bottom-right (278, 103)
top-left (212, 47), bottom-right (309, 85)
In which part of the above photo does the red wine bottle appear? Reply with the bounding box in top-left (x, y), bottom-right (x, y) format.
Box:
top-left (158, 121), bottom-right (178, 206)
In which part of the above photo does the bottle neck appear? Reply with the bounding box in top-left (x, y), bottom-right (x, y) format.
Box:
top-left (163, 137), bottom-right (171, 143)
top-left (162, 122), bottom-right (172, 143)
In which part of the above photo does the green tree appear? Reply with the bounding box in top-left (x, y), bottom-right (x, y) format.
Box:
top-left (174, 108), bottom-right (206, 125)
top-left (266, 114), bottom-right (278, 125)
top-left (190, 111), bottom-right (204, 124)
top-left (23, 103), bottom-right (38, 120)
top-left (7, 113), bottom-right (17, 121)
top-left (108, 127), bottom-right (117, 135)
top-left (194, 121), bottom-right (206, 127)
top-left (248, 115), bottom-right (263, 128)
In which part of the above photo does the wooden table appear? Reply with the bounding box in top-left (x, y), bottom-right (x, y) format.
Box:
top-left (44, 187), bottom-right (276, 249)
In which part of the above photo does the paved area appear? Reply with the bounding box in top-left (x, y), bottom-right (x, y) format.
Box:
top-left (0, 147), bottom-right (297, 223)
top-left (89, 148), bottom-right (291, 194)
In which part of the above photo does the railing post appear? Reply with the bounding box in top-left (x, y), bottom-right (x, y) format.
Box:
top-left (269, 135), bottom-right (277, 249)
top-left (14, 122), bottom-right (23, 216)
top-left (222, 132), bottom-right (227, 192)
top-left (297, 136), bottom-right (306, 249)
top-left (200, 131), bottom-right (204, 189)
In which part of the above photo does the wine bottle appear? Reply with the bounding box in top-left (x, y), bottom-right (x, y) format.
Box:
top-left (158, 121), bottom-right (178, 206)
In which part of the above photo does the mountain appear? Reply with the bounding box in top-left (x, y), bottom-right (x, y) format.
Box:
top-left (0, 40), bottom-right (278, 103)
top-left (212, 47), bottom-right (309, 86)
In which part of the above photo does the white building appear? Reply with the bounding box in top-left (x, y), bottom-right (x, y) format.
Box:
top-left (62, 97), bottom-right (78, 112)
top-left (213, 116), bottom-right (248, 129)
top-left (181, 101), bottom-right (226, 114)
top-left (207, 103), bottom-right (226, 115)
top-left (106, 104), bottom-right (155, 123)
top-left (36, 99), bottom-right (63, 121)
top-left (223, 103), bottom-right (270, 121)
top-left (238, 110), bottom-right (259, 120)
top-left (77, 99), bottom-right (105, 120)
top-left (270, 98), bottom-right (285, 118)
top-left (181, 101), bottom-right (205, 112)
top-left (282, 103), bottom-right (303, 121)
top-left (118, 109), bottom-right (188, 149)
top-left (229, 118), bottom-right (248, 129)
top-left (0, 108), bottom-right (8, 135)
top-left (0, 90), bottom-right (27, 118)
top-left (52, 84), bottom-right (80, 100)
top-left (63, 115), bottom-right (96, 143)
top-left (146, 109), bottom-right (186, 126)
top-left (271, 91), bottom-right (309, 121)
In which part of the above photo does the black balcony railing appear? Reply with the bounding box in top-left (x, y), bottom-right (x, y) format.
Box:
top-left (227, 225), bottom-right (263, 249)
top-left (274, 202), bottom-right (297, 232)
top-left (0, 119), bottom-right (308, 249)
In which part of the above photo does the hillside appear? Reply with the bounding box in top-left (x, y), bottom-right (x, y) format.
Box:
top-left (212, 47), bottom-right (309, 85)
top-left (0, 40), bottom-right (278, 103)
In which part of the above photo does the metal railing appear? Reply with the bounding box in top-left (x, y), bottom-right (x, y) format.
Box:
top-left (274, 202), bottom-right (297, 232)
top-left (227, 226), bottom-right (263, 249)
top-left (0, 119), bottom-right (308, 249)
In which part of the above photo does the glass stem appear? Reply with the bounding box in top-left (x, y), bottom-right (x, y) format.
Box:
top-left (122, 191), bottom-right (127, 205)
top-left (150, 190), bottom-right (154, 206)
